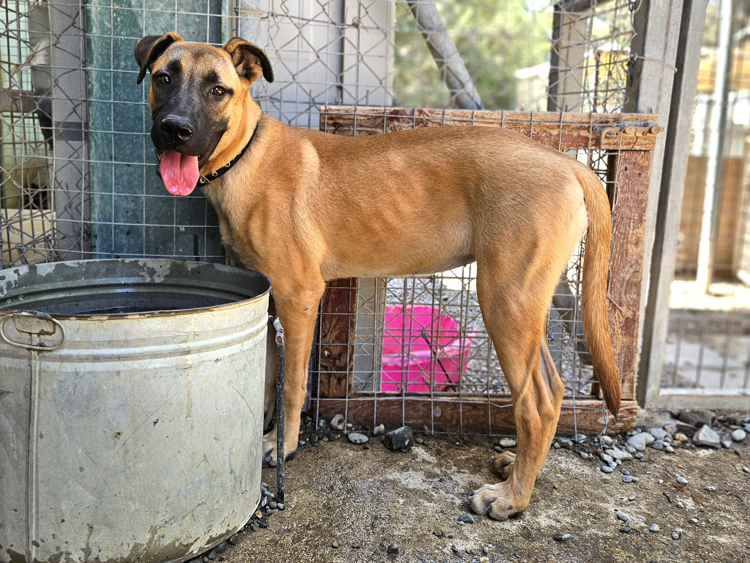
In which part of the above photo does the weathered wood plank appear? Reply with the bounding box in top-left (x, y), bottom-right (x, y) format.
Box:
top-left (317, 278), bottom-right (358, 397)
top-left (320, 106), bottom-right (660, 151)
top-left (608, 151), bottom-right (652, 401)
top-left (314, 397), bottom-right (638, 435)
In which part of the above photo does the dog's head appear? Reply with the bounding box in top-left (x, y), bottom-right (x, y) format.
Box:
top-left (135, 33), bottom-right (273, 195)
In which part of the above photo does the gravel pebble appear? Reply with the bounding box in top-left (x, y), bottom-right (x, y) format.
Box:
top-left (606, 448), bottom-right (634, 461)
top-left (619, 526), bottom-right (631, 533)
top-left (383, 426), bottom-right (413, 451)
top-left (650, 523), bottom-right (660, 533)
top-left (557, 438), bottom-right (573, 449)
top-left (635, 453), bottom-right (644, 459)
top-left (704, 485), bottom-right (716, 492)
top-left (580, 452), bottom-right (589, 459)
top-left (498, 438), bottom-right (517, 448)
top-left (650, 440), bottom-right (665, 451)
top-left (348, 432), bottom-right (369, 445)
top-left (742, 466), bottom-right (750, 474)
top-left (676, 476), bottom-right (688, 485)
top-left (458, 513), bottom-right (475, 524)
top-left (731, 429), bottom-right (746, 442)
top-left (622, 475), bottom-right (634, 484)
top-left (665, 445), bottom-right (675, 453)
top-left (601, 465), bottom-right (614, 474)
top-left (672, 531), bottom-right (681, 540)
top-left (373, 424), bottom-right (385, 436)
top-left (616, 511), bottom-right (630, 522)
top-left (600, 435), bottom-right (614, 446)
top-left (677, 501), bottom-right (685, 508)
top-left (627, 432), bottom-right (655, 451)
top-left (332, 542), bottom-right (339, 548)
top-left (721, 439), bottom-right (733, 449)
top-left (600, 453), bottom-right (614, 463)
top-left (648, 427), bottom-right (669, 440)
top-left (386, 544), bottom-right (399, 554)
top-left (330, 414), bottom-right (345, 431)
top-left (693, 425), bottom-right (721, 448)
top-left (553, 533), bottom-right (571, 542)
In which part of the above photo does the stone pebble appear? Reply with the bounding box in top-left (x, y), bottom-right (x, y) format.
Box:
top-left (330, 414), bottom-right (345, 431)
top-left (348, 432), bottom-right (369, 445)
top-left (731, 429), bottom-right (746, 442)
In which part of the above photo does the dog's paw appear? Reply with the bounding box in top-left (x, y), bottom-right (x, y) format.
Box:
top-left (468, 482), bottom-right (525, 522)
top-left (491, 451), bottom-right (516, 481)
top-left (262, 430), bottom-right (296, 467)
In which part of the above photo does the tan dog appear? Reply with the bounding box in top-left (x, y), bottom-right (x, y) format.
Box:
top-left (135, 33), bottom-right (620, 521)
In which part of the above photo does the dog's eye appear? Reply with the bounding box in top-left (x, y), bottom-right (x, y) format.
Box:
top-left (211, 86), bottom-right (226, 96)
top-left (156, 74), bottom-right (170, 85)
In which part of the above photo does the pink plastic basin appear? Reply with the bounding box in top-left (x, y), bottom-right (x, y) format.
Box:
top-left (381, 304), bottom-right (472, 393)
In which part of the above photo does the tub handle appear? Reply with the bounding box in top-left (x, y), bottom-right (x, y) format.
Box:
top-left (0, 312), bottom-right (67, 351)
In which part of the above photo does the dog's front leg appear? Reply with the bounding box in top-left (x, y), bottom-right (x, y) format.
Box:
top-left (262, 280), bottom-right (326, 466)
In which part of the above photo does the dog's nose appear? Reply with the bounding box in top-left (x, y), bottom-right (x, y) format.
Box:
top-left (160, 116), bottom-right (194, 144)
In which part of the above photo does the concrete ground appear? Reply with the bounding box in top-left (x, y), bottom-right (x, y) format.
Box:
top-left (215, 419), bottom-right (750, 563)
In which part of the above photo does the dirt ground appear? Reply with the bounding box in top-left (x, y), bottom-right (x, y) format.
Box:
top-left (219, 415), bottom-right (750, 563)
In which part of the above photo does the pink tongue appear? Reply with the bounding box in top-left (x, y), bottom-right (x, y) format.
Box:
top-left (159, 151), bottom-right (200, 196)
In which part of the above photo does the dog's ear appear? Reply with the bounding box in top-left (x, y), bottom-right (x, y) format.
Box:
top-left (135, 32), bottom-right (183, 84)
top-left (222, 38), bottom-right (274, 85)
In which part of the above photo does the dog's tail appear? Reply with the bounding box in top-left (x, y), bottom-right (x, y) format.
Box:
top-left (576, 167), bottom-right (620, 416)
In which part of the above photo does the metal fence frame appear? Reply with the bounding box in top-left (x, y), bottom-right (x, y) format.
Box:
top-left (640, 0), bottom-right (750, 409)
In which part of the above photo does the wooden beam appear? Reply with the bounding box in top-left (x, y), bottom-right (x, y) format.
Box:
top-left (608, 150), bottom-right (652, 401)
top-left (320, 106), bottom-right (660, 151)
top-left (314, 396), bottom-right (637, 435)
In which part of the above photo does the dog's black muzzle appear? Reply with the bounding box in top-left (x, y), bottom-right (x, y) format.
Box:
top-left (151, 110), bottom-right (225, 168)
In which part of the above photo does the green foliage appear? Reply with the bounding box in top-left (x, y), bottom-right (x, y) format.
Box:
top-left (394, 0), bottom-right (553, 110)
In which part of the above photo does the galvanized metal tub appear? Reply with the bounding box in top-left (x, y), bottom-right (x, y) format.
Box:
top-left (0, 259), bottom-right (270, 563)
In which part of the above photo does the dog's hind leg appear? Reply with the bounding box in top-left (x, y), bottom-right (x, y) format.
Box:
top-left (468, 250), bottom-right (567, 520)
top-left (491, 341), bottom-right (563, 481)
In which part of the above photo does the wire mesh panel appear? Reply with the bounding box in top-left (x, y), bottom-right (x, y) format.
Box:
top-left (315, 107), bottom-right (658, 434)
top-left (660, 0), bottom-right (750, 398)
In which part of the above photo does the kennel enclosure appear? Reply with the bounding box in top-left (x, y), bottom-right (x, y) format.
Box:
top-left (2, 0), bottom-right (742, 438)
